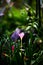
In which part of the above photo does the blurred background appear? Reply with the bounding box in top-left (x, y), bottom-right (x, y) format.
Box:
top-left (0, 0), bottom-right (43, 34)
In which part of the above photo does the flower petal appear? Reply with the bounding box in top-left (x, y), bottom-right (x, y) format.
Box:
top-left (11, 28), bottom-right (21, 41)
top-left (18, 32), bottom-right (25, 40)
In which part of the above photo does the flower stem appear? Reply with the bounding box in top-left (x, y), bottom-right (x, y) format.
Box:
top-left (21, 39), bottom-right (22, 49)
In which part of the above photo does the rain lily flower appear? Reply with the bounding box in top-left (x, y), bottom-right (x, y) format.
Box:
top-left (11, 45), bottom-right (15, 52)
top-left (18, 32), bottom-right (25, 40)
top-left (18, 32), bottom-right (25, 48)
top-left (11, 28), bottom-right (21, 42)
top-left (11, 28), bottom-right (25, 43)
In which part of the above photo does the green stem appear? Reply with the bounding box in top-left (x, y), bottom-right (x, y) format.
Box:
top-left (21, 39), bottom-right (22, 49)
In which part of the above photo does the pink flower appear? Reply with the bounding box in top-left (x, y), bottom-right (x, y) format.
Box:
top-left (11, 45), bottom-right (15, 52)
top-left (18, 32), bottom-right (24, 40)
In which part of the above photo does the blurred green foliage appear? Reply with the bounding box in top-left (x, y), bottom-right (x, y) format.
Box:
top-left (0, 4), bottom-right (36, 35)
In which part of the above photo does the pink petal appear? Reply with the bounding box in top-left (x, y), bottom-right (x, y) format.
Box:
top-left (18, 32), bottom-right (24, 40)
